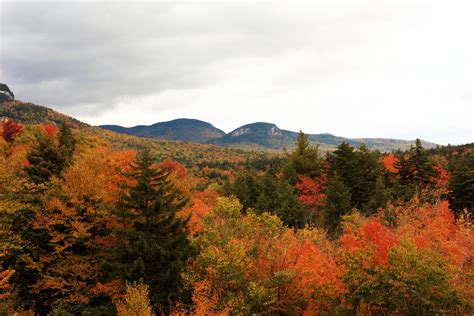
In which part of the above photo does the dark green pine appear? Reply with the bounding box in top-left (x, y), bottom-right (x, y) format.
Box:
top-left (113, 149), bottom-right (192, 314)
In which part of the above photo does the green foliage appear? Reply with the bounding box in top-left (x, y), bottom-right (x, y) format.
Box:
top-left (230, 170), bottom-right (307, 227)
top-left (449, 150), bottom-right (474, 216)
top-left (287, 131), bottom-right (323, 179)
top-left (24, 126), bottom-right (75, 184)
top-left (328, 142), bottom-right (385, 214)
top-left (343, 239), bottom-right (467, 314)
top-left (324, 177), bottom-right (352, 233)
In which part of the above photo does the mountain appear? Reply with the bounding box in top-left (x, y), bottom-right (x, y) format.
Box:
top-left (102, 120), bottom-right (437, 152)
top-left (1, 100), bottom-right (437, 152)
top-left (206, 122), bottom-right (437, 152)
top-left (101, 119), bottom-right (225, 144)
top-left (0, 101), bottom-right (257, 166)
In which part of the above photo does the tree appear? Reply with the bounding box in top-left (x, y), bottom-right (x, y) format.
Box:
top-left (398, 139), bottom-right (436, 188)
top-left (230, 170), bottom-right (307, 227)
top-left (295, 173), bottom-right (327, 226)
top-left (1, 120), bottom-right (24, 144)
top-left (186, 197), bottom-right (342, 315)
top-left (57, 123), bottom-right (76, 161)
top-left (115, 282), bottom-right (153, 316)
top-left (448, 150), bottom-right (474, 216)
top-left (328, 143), bottom-right (383, 213)
top-left (324, 177), bottom-right (352, 233)
top-left (24, 136), bottom-right (66, 183)
top-left (287, 131), bottom-right (323, 179)
top-left (109, 149), bottom-right (192, 313)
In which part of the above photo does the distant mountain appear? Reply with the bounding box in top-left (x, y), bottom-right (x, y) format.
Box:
top-left (0, 100), bottom-right (438, 152)
top-left (0, 101), bottom-right (256, 165)
top-left (101, 119), bottom-right (225, 144)
top-left (104, 120), bottom-right (437, 152)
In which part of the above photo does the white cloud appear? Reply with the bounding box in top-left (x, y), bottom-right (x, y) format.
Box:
top-left (1, 0), bottom-right (472, 144)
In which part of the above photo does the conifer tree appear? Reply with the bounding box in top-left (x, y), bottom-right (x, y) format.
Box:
top-left (58, 122), bottom-right (76, 161)
top-left (324, 177), bottom-right (352, 233)
top-left (398, 139), bottom-right (435, 188)
top-left (25, 137), bottom-right (67, 183)
top-left (111, 149), bottom-right (192, 313)
top-left (448, 151), bottom-right (474, 216)
top-left (287, 131), bottom-right (323, 179)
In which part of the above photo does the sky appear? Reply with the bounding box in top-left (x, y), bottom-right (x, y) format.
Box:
top-left (0, 0), bottom-right (472, 145)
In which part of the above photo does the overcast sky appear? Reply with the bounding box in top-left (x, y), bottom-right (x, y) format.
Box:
top-left (0, 0), bottom-right (472, 145)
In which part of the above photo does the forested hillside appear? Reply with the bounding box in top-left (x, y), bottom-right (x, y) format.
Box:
top-left (0, 114), bottom-right (472, 315)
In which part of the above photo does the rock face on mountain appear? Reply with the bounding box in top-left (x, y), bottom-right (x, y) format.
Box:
top-left (0, 83), bottom-right (14, 102)
top-left (101, 119), bottom-right (226, 144)
top-left (209, 122), bottom-right (296, 149)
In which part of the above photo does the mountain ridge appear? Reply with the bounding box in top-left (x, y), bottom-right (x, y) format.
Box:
top-left (101, 119), bottom-right (437, 152)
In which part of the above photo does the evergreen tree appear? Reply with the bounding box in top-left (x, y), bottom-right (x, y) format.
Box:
top-left (24, 137), bottom-right (67, 183)
top-left (24, 124), bottom-right (76, 184)
top-left (58, 122), bottom-right (76, 161)
top-left (110, 149), bottom-right (192, 313)
top-left (287, 131), bottom-right (323, 179)
top-left (328, 143), bottom-right (383, 212)
top-left (448, 151), bottom-right (474, 216)
top-left (398, 139), bottom-right (435, 188)
top-left (230, 170), bottom-right (307, 227)
top-left (324, 177), bottom-right (352, 233)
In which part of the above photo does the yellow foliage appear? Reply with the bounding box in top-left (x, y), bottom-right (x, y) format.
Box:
top-left (115, 282), bottom-right (154, 316)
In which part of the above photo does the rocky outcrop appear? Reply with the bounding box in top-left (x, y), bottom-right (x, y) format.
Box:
top-left (0, 83), bottom-right (14, 102)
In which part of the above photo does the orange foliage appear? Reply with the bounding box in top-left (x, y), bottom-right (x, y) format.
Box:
top-left (382, 153), bottom-right (399, 173)
top-left (253, 229), bottom-right (343, 313)
top-left (0, 253), bottom-right (14, 300)
top-left (180, 187), bottom-right (220, 235)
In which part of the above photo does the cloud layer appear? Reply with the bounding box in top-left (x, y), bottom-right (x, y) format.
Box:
top-left (1, 1), bottom-right (472, 144)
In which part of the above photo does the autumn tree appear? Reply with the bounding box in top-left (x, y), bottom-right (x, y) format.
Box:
top-left (108, 149), bottom-right (192, 313)
top-left (115, 282), bottom-right (153, 316)
top-left (186, 197), bottom-right (343, 314)
top-left (1, 120), bottom-right (24, 144)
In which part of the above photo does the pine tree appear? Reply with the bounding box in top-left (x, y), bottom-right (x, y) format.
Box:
top-left (111, 149), bottom-right (192, 313)
top-left (324, 177), bottom-right (352, 233)
top-left (58, 123), bottom-right (76, 162)
top-left (448, 151), bottom-right (474, 216)
top-left (25, 137), bottom-right (67, 183)
top-left (287, 131), bottom-right (323, 179)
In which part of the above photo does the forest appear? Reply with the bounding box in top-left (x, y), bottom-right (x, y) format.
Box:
top-left (0, 119), bottom-right (473, 315)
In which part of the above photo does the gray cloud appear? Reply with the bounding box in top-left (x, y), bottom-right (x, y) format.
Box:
top-left (0, 1), bottom-right (472, 144)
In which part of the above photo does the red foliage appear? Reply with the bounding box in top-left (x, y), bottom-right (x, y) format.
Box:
top-left (296, 173), bottom-right (327, 209)
top-left (41, 123), bottom-right (58, 137)
top-left (382, 153), bottom-right (399, 174)
top-left (1, 120), bottom-right (24, 143)
top-left (431, 164), bottom-right (451, 193)
top-left (340, 218), bottom-right (398, 267)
